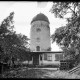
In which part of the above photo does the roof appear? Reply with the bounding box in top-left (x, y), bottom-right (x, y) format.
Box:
top-left (31, 13), bottom-right (50, 24)
top-left (30, 51), bottom-right (64, 53)
top-left (30, 51), bottom-right (64, 55)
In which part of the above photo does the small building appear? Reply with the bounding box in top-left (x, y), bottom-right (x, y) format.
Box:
top-left (29, 13), bottom-right (64, 66)
top-left (29, 52), bottom-right (64, 66)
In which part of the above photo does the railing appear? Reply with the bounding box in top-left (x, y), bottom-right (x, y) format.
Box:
top-left (68, 64), bottom-right (80, 74)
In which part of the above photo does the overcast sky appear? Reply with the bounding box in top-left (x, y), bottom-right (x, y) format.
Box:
top-left (0, 1), bottom-right (67, 51)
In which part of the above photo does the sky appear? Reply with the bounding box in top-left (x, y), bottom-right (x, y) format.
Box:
top-left (0, 1), bottom-right (68, 51)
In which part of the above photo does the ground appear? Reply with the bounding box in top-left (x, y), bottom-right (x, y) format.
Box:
top-left (1, 67), bottom-right (80, 79)
top-left (1, 67), bottom-right (56, 78)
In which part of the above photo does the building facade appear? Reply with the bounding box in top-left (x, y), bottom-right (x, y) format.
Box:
top-left (30, 13), bottom-right (51, 52)
top-left (29, 13), bottom-right (63, 66)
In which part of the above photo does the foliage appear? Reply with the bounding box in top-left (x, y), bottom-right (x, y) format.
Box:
top-left (0, 12), bottom-right (30, 62)
top-left (50, 2), bottom-right (80, 23)
top-left (50, 2), bottom-right (80, 60)
top-left (0, 12), bottom-right (14, 34)
top-left (51, 17), bottom-right (80, 58)
top-left (0, 12), bottom-right (15, 60)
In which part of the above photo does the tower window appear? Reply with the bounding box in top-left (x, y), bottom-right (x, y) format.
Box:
top-left (36, 46), bottom-right (40, 51)
top-left (36, 37), bottom-right (40, 42)
top-left (37, 37), bottom-right (40, 40)
top-left (36, 28), bottom-right (41, 32)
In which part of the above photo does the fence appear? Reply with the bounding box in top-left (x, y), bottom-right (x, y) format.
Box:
top-left (60, 60), bottom-right (75, 70)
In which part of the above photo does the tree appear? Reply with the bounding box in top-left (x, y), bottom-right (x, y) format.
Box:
top-left (0, 12), bottom-right (30, 62)
top-left (0, 12), bottom-right (15, 61)
top-left (50, 2), bottom-right (80, 23)
top-left (50, 2), bottom-right (80, 62)
top-left (51, 17), bottom-right (80, 59)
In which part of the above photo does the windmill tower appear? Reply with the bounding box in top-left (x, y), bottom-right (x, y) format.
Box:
top-left (30, 13), bottom-right (51, 52)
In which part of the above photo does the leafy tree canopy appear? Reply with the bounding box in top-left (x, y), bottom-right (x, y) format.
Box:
top-left (50, 2), bottom-right (80, 59)
top-left (50, 2), bottom-right (80, 23)
top-left (0, 12), bottom-right (30, 61)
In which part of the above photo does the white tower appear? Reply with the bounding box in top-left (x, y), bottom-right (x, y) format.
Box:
top-left (30, 13), bottom-right (51, 52)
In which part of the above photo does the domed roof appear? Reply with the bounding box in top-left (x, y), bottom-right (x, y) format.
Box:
top-left (31, 13), bottom-right (50, 24)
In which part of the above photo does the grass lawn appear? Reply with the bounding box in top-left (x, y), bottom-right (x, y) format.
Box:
top-left (1, 67), bottom-right (80, 79)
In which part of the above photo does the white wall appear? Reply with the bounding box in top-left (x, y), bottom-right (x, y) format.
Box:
top-left (39, 53), bottom-right (60, 65)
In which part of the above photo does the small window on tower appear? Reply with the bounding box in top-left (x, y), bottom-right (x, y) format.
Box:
top-left (36, 37), bottom-right (40, 42)
top-left (37, 37), bottom-right (40, 40)
top-left (36, 28), bottom-right (41, 32)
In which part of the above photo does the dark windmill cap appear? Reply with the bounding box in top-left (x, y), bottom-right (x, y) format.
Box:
top-left (31, 13), bottom-right (50, 24)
